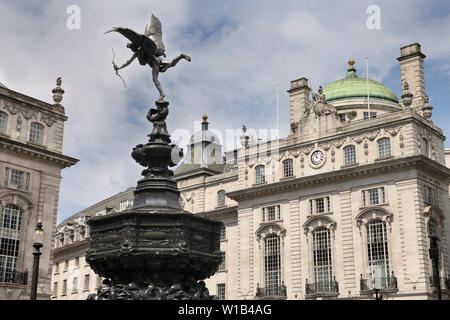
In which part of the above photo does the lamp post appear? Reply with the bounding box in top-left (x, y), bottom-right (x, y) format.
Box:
top-left (30, 219), bottom-right (44, 300)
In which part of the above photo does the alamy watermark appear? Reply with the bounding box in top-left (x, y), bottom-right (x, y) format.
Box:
top-left (366, 5), bottom-right (381, 30)
top-left (66, 5), bottom-right (81, 30)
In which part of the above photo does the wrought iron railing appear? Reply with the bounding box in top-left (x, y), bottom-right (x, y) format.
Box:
top-left (429, 276), bottom-right (450, 290)
top-left (306, 278), bottom-right (339, 295)
top-left (0, 270), bottom-right (28, 285)
top-left (360, 272), bottom-right (397, 291)
top-left (256, 283), bottom-right (287, 298)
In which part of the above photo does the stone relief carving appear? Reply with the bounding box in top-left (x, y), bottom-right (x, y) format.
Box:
top-left (16, 115), bottom-right (22, 132)
top-left (41, 114), bottom-right (57, 127)
top-left (4, 103), bottom-right (19, 115)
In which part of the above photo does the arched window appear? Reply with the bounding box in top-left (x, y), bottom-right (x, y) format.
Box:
top-left (422, 138), bottom-right (429, 157)
top-left (264, 234), bottom-right (281, 293)
top-left (366, 219), bottom-right (390, 286)
top-left (0, 112), bottom-right (7, 134)
top-left (217, 190), bottom-right (226, 207)
top-left (377, 138), bottom-right (391, 159)
top-left (282, 159), bottom-right (293, 178)
top-left (255, 165), bottom-right (265, 184)
top-left (312, 227), bottom-right (333, 291)
top-left (343, 145), bottom-right (356, 165)
top-left (0, 204), bottom-right (23, 278)
top-left (29, 122), bottom-right (44, 145)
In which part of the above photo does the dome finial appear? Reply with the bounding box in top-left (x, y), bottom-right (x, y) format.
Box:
top-left (347, 58), bottom-right (356, 72)
top-left (201, 114), bottom-right (209, 131)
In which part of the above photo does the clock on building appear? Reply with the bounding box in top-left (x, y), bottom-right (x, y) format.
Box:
top-left (311, 150), bottom-right (324, 166)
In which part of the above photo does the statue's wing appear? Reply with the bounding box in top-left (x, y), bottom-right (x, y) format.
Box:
top-left (104, 27), bottom-right (143, 46)
top-left (144, 14), bottom-right (165, 53)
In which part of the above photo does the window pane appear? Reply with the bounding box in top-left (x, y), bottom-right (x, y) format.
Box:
top-left (217, 283), bottom-right (226, 300)
top-left (344, 145), bottom-right (356, 165)
top-left (367, 219), bottom-right (390, 285)
top-left (255, 166), bottom-right (265, 183)
top-left (368, 189), bottom-right (379, 205)
top-left (283, 159), bottom-right (293, 178)
top-left (9, 169), bottom-right (24, 190)
top-left (217, 190), bottom-right (226, 207)
top-left (267, 206), bottom-right (276, 221)
top-left (313, 227), bottom-right (332, 289)
top-left (0, 205), bottom-right (22, 276)
top-left (0, 112), bottom-right (7, 134)
top-left (378, 138), bottom-right (391, 159)
top-left (29, 123), bottom-right (44, 144)
top-left (264, 234), bottom-right (281, 289)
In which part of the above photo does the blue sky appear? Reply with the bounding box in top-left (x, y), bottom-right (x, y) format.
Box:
top-left (0, 0), bottom-right (449, 224)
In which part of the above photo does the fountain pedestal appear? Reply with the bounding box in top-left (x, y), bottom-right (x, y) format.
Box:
top-left (86, 100), bottom-right (223, 300)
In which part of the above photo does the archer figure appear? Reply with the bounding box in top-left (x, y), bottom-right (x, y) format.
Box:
top-left (105, 14), bottom-right (191, 102)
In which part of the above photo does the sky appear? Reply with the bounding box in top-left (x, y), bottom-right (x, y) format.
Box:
top-left (0, 0), bottom-right (449, 224)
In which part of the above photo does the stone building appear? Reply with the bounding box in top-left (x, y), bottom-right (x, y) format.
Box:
top-left (0, 78), bottom-right (78, 299)
top-left (52, 43), bottom-right (449, 300)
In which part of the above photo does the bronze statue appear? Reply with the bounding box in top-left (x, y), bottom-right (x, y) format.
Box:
top-left (105, 14), bottom-right (191, 102)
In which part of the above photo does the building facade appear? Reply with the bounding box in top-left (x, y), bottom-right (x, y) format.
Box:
top-left (52, 43), bottom-right (450, 300)
top-left (0, 78), bottom-right (78, 299)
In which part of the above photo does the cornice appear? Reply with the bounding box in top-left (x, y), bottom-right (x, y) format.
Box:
top-left (0, 135), bottom-right (79, 168)
top-left (197, 205), bottom-right (238, 219)
top-left (0, 87), bottom-right (66, 120)
top-left (227, 155), bottom-right (450, 201)
top-left (52, 238), bottom-right (89, 258)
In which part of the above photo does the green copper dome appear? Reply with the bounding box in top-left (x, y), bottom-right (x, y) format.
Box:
top-left (322, 59), bottom-right (399, 104)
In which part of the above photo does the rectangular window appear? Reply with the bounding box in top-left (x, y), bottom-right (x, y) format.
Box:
top-left (262, 205), bottom-right (281, 222)
top-left (72, 277), bottom-right (78, 293)
top-left (339, 113), bottom-right (346, 122)
top-left (53, 282), bottom-right (58, 297)
top-left (309, 197), bottom-right (331, 214)
top-left (62, 279), bottom-right (67, 295)
top-left (362, 187), bottom-right (386, 206)
top-left (363, 112), bottom-right (377, 120)
top-left (75, 256), bottom-right (79, 267)
top-left (4, 168), bottom-right (9, 186)
top-left (283, 159), bottom-right (294, 178)
top-left (217, 283), bottom-right (226, 300)
top-left (64, 260), bottom-right (68, 271)
top-left (9, 169), bottom-right (23, 190)
top-left (424, 185), bottom-right (435, 205)
top-left (84, 274), bottom-right (90, 291)
top-left (54, 263), bottom-right (59, 274)
top-left (219, 252), bottom-right (226, 271)
top-left (255, 166), bottom-right (265, 184)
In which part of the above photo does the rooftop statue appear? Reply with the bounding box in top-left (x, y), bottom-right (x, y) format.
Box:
top-left (105, 14), bottom-right (191, 102)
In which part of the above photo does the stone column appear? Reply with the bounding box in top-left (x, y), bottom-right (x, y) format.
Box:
top-left (287, 77), bottom-right (310, 134)
top-left (397, 43), bottom-right (426, 112)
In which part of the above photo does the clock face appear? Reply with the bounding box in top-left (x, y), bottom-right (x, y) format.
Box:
top-left (311, 150), bottom-right (324, 165)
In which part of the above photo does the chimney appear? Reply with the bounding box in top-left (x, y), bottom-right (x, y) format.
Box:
top-left (397, 43), bottom-right (426, 111)
top-left (287, 77), bottom-right (310, 134)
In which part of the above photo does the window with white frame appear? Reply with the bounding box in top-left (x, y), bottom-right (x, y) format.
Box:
top-left (312, 227), bottom-right (333, 289)
top-left (0, 112), bottom-right (7, 134)
top-left (72, 277), bottom-right (78, 293)
top-left (84, 274), bottom-right (90, 291)
top-left (283, 159), bottom-right (294, 178)
top-left (422, 138), bottom-right (429, 157)
top-left (262, 205), bottom-right (281, 222)
top-left (264, 234), bottom-right (281, 289)
top-left (220, 226), bottom-right (226, 241)
top-left (0, 204), bottom-right (22, 278)
top-left (424, 185), bottom-right (435, 205)
top-left (366, 219), bottom-right (390, 285)
top-left (255, 165), bottom-right (265, 184)
top-left (309, 197), bottom-right (331, 214)
top-left (29, 122), bottom-right (44, 144)
top-left (378, 138), bottom-right (391, 159)
top-left (217, 283), bottom-right (226, 300)
top-left (119, 199), bottom-right (133, 211)
top-left (4, 168), bottom-right (30, 191)
top-left (217, 190), bottom-right (226, 207)
top-left (362, 187), bottom-right (386, 206)
top-left (219, 251), bottom-right (226, 271)
top-left (344, 145), bottom-right (356, 166)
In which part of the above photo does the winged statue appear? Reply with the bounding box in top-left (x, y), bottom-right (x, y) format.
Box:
top-left (105, 14), bottom-right (191, 102)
